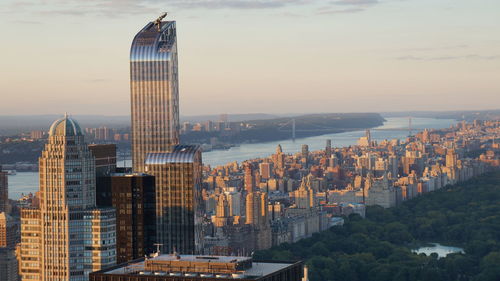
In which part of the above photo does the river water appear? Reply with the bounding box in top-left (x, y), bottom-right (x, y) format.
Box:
top-left (7, 117), bottom-right (456, 199)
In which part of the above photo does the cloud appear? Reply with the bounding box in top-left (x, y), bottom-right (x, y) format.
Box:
top-left (168, 0), bottom-right (311, 9)
top-left (8, 0), bottom-right (314, 17)
top-left (34, 0), bottom-right (159, 17)
top-left (317, 7), bottom-right (364, 15)
top-left (9, 20), bottom-right (42, 24)
top-left (396, 54), bottom-right (500, 61)
top-left (85, 78), bottom-right (112, 83)
top-left (331, 0), bottom-right (378, 5)
top-left (401, 45), bottom-right (469, 52)
top-left (316, 0), bottom-right (379, 15)
top-left (4, 0), bottom-right (382, 18)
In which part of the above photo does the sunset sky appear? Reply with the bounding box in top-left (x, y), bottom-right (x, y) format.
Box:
top-left (1, 0), bottom-right (499, 116)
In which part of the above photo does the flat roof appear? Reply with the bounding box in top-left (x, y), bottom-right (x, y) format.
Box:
top-left (149, 255), bottom-right (250, 263)
top-left (102, 254), bottom-right (295, 279)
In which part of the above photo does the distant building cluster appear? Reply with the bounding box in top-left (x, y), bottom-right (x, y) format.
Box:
top-left (181, 118), bottom-right (236, 134)
top-left (200, 120), bottom-right (500, 255)
top-left (85, 127), bottom-right (129, 142)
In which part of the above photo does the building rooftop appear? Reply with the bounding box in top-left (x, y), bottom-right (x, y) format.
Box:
top-left (98, 254), bottom-right (300, 280)
top-left (130, 20), bottom-right (176, 63)
top-left (48, 114), bottom-right (83, 137)
top-left (146, 145), bottom-right (201, 165)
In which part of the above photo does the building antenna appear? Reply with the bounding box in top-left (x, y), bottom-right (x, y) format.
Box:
top-left (152, 243), bottom-right (163, 257)
top-left (155, 12), bottom-right (168, 31)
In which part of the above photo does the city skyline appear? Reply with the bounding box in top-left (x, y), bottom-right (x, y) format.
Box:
top-left (2, 5), bottom-right (500, 281)
top-left (1, 0), bottom-right (500, 115)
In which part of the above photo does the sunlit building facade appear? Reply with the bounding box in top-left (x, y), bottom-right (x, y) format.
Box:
top-left (19, 116), bottom-right (116, 281)
top-left (130, 18), bottom-right (180, 173)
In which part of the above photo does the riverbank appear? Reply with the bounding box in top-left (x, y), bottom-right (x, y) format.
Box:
top-left (201, 117), bottom-right (456, 166)
top-left (7, 117), bottom-right (456, 199)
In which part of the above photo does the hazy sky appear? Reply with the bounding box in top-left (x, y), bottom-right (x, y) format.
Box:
top-left (1, 0), bottom-right (499, 116)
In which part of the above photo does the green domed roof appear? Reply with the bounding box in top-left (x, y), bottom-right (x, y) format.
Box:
top-left (48, 115), bottom-right (83, 137)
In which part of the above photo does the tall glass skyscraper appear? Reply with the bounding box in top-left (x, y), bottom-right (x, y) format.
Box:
top-left (145, 145), bottom-right (204, 255)
top-left (0, 167), bottom-right (7, 213)
top-left (130, 16), bottom-right (204, 255)
top-left (130, 17), bottom-right (180, 173)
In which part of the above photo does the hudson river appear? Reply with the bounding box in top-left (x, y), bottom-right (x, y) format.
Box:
top-left (7, 117), bottom-right (457, 199)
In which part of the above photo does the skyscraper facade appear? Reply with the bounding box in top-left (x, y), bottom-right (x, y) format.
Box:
top-left (0, 166), bottom-right (7, 213)
top-left (0, 247), bottom-right (18, 281)
top-left (130, 15), bottom-right (205, 255)
top-left (88, 144), bottom-right (117, 177)
top-left (95, 173), bottom-right (156, 264)
top-left (145, 145), bottom-right (204, 254)
top-left (325, 139), bottom-right (332, 159)
top-left (19, 116), bottom-right (116, 281)
top-left (0, 212), bottom-right (16, 248)
top-left (0, 209), bottom-right (18, 281)
top-left (130, 16), bottom-right (180, 173)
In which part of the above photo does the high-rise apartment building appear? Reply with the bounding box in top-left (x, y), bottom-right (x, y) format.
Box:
top-left (130, 14), bottom-right (180, 173)
top-left (273, 145), bottom-right (285, 170)
top-left (0, 210), bottom-right (18, 281)
top-left (96, 173), bottom-right (156, 264)
top-left (0, 166), bottom-right (8, 213)
top-left (145, 145), bottom-right (204, 255)
top-left (88, 144), bottom-right (117, 177)
top-left (130, 15), bottom-right (204, 256)
top-left (19, 116), bottom-right (116, 281)
top-left (259, 162), bottom-right (273, 180)
top-left (301, 144), bottom-right (309, 160)
top-left (0, 247), bottom-right (18, 281)
top-left (446, 149), bottom-right (458, 168)
top-left (325, 139), bottom-right (332, 158)
top-left (0, 212), bottom-right (16, 248)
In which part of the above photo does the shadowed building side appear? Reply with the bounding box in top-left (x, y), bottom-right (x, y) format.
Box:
top-left (96, 173), bottom-right (157, 264)
top-left (0, 167), bottom-right (7, 213)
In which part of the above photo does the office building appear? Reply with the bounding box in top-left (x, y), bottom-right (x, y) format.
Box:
top-left (0, 212), bottom-right (16, 248)
top-left (0, 166), bottom-right (7, 213)
top-left (325, 139), bottom-right (332, 158)
top-left (30, 130), bottom-right (45, 140)
top-left (0, 247), bottom-right (18, 281)
top-left (145, 145), bottom-right (204, 254)
top-left (19, 116), bottom-right (116, 281)
top-left (96, 173), bottom-right (156, 264)
top-left (259, 162), bottom-right (273, 180)
top-left (0, 209), bottom-right (18, 281)
top-left (130, 14), bottom-right (180, 173)
top-left (88, 144), bottom-right (117, 177)
top-left (301, 145), bottom-right (309, 160)
top-left (89, 254), bottom-right (304, 281)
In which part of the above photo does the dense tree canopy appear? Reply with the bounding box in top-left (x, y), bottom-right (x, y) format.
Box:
top-left (255, 172), bottom-right (500, 281)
